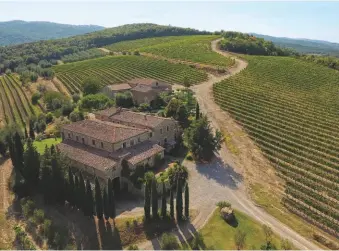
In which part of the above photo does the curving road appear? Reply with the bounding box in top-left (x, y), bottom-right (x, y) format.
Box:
top-left (138, 39), bottom-right (321, 250)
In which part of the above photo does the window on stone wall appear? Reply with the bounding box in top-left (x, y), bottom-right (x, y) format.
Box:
top-left (167, 126), bottom-right (169, 132)
top-left (82, 138), bottom-right (85, 144)
top-left (160, 128), bottom-right (163, 134)
top-left (149, 132), bottom-right (153, 138)
top-left (92, 140), bottom-right (95, 145)
top-left (101, 142), bottom-right (104, 148)
top-left (123, 142), bottom-right (126, 148)
top-left (76, 136), bottom-right (79, 141)
top-left (68, 133), bottom-right (71, 138)
top-left (130, 140), bottom-right (134, 146)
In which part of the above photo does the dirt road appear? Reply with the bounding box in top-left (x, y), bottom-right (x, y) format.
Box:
top-left (139, 39), bottom-right (320, 250)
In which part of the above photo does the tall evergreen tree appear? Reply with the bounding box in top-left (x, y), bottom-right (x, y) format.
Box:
top-left (176, 178), bottom-right (183, 221)
top-left (195, 103), bottom-right (200, 120)
top-left (184, 183), bottom-right (189, 218)
top-left (24, 125), bottom-right (28, 139)
top-left (29, 119), bottom-right (35, 139)
top-left (144, 181), bottom-right (151, 220)
top-left (23, 139), bottom-right (40, 192)
top-left (95, 177), bottom-right (103, 219)
top-left (151, 178), bottom-right (158, 219)
top-left (41, 146), bottom-right (52, 204)
top-left (14, 132), bottom-right (24, 172)
top-left (74, 175), bottom-right (80, 209)
top-left (103, 186), bottom-right (109, 220)
top-left (68, 167), bottom-right (75, 207)
top-left (170, 189), bottom-right (174, 219)
top-left (51, 153), bottom-right (65, 205)
top-left (50, 144), bottom-right (55, 155)
top-left (79, 172), bottom-right (86, 213)
top-left (85, 179), bottom-right (94, 217)
top-left (161, 182), bottom-right (167, 218)
top-left (108, 179), bottom-right (116, 220)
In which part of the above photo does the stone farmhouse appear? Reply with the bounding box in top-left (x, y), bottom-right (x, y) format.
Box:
top-left (102, 78), bottom-right (172, 105)
top-left (57, 108), bottom-right (180, 187)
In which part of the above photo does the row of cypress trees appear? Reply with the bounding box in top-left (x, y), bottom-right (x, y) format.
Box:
top-left (144, 176), bottom-right (189, 221)
top-left (7, 131), bottom-right (116, 221)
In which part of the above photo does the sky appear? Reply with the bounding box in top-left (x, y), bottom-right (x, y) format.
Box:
top-left (0, 1), bottom-right (338, 43)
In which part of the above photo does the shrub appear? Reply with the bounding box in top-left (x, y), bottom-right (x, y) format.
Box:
top-left (32, 209), bottom-right (45, 224)
top-left (216, 201), bottom-right (231, 210)
top-left (127, 244), bottom-right (139, 250)
top-left (31, 92), bottom-right (41, 105)
top-left (134, 51), bottom-right (140, 56)
top-left (72, 93), bottom-right (81, 103)
top-left (185, 152), bottom-right (193, 161)
top-left (159, 233), bottom-right (179, 250)
top-left (46, 112), bottom-right (53, 124)
top-left (83, 77), bottom-right (101, 95)
top-left (81, 93), bottom-right (112, 110)
top-left (21, 199), bottom-right (35, 218)
top-left (115, 91), bottom-right (134, 108)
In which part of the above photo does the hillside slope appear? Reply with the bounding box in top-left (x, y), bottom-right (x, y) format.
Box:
top-left (0, 20), bottom-right (104, 46)
top-left (213, 55), bottom-right (339, 237)
top-left (0, 23), bottom-right (209, 73)
top-left (252, 33), bottom-right (339, 56)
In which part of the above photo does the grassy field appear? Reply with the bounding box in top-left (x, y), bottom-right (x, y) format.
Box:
top-left (198, 209), bottom-right (281, 250)
top-left (53, 55), bottom-right (208, 94)
top-left (33, 138), bottom-right (61, 154)
top-left (0, 75), bottom-right (39, 128)
top-left (105, 35), bottom-right (234, 67)
top-left (213, 55), bottom-right (339, 237)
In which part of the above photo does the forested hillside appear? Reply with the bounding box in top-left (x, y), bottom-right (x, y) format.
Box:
top-left (0, 23), bottom-right (209, 74)
top-left (0, 20), bottom-right (104, 46)
top-left (253, 33), bottom-right (339, 56)
top-left (220, 32), bottom-right (295, 56)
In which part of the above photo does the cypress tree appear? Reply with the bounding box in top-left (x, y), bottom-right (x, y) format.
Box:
top-left (24, 125), bottom-right (28, 139)
top-left (51, 153), bottom-right (65, 205)
top-left (23, 138), bottom-right (40, 192)
top-left (195, 103), bottom-right (200, 120)
top-left (79, 172), bottom-right (86, 213)
top-left (144, 181), bottom-right (151, 220)
top-left (176, 178), bottom-right (183, 221)
top-left (29, 119), bottom-right (35, 139)
top-left (95, 177), bottom-right (103, 219)
top-left (85, 179), bottom-right (94, 217)
top-left (103, 186), bottom-right (109, 220)
top-left (184, 183), bottom-right (189, 218)
top-left (74, 175), bottom-right (79, 209)
top-left (41, 146), bottom-right (52, 204)
top-left (50, 144), bottom-right (55, 155)
top-left (68, 167), bottom-right (75, 207)
top-left (14, 132), bottom-right (24, 172)
top-left (151, 178), bottom-right (158, 219)
top-left (161, 182), bottom-right (167, 218)
top-left (108, 179), bottom-right (116, 220)
top-left (170, 189), bottom-right (174, 219)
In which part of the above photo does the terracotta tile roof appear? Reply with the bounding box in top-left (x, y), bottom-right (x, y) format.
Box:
top-left (131, 85), bottom-right (154, 93)
top-left (62, 119), bottom-right (147, 143)
top-left (128, 78), bottom-right (158, 86)
top-left (106, 83), bottom-right (132, 91)
top-left (110, 141), bottom-right (164, 165)
top-left (57, 140), bottom-right (116, 171)
top-left (94, 107), bottom-right (118, 117)
top-left (109, 109), bottom-right (172, 129)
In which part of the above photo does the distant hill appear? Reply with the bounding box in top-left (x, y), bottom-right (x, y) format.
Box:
top-left (0, 20), bottom-right (104, 46)
top-left (252, 33), bottom-right (339, 56)
top-left (0, 23), bottom-right (209, 73)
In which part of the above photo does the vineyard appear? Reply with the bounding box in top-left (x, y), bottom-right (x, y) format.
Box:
top-left (0, 75), bottom-right (39, 128)
top-left (105, 35), bottom-right (234, 67)
top-left (53, 55), bottom-right (208, 94)
top-left (61, 48), bottom-right (108, 63)
top-left (213, 56), bottom-right (339, 236)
